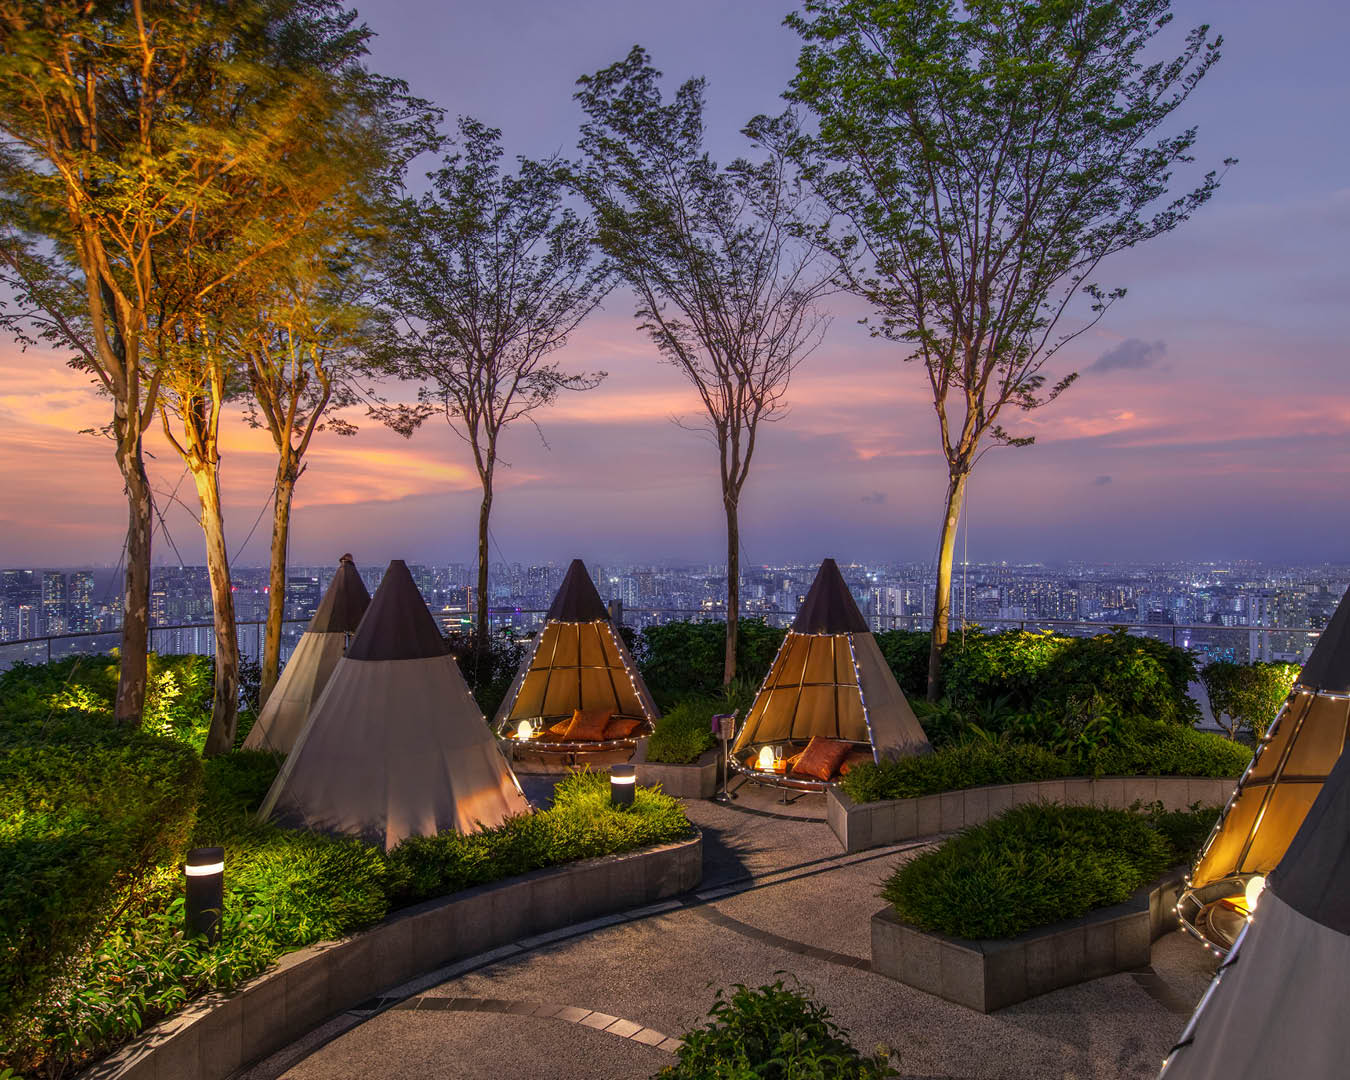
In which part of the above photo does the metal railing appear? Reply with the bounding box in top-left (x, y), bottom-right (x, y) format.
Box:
top-left (0, 607), bottom-right (1321, 674)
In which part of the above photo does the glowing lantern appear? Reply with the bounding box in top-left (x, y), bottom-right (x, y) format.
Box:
top-left (516, 720), bottom-right (534, 741)
top-left (757, 745), bottom-right (776, 771)
top-left (1244, 874), bottom-right (1266, 913)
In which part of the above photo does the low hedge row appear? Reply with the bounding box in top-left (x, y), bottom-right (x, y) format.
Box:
top-left (883, 803), bottom-right (1215, 940)
top-left (646, 698), bottom-right (721, 765)
top-left (838, 720), bottom-right (1252, 804)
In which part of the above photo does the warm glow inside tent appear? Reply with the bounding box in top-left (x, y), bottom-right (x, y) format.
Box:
top-left (495, 559), bottom-right (658, 747)
top-left (1179, 587), bottom-right (1350, 953)
top-left (242, 554), bottom-right (369, 755)
top-left (260, 559), bottom-right (529, 850)
top-left (732, 559), bottom-right (930, 787)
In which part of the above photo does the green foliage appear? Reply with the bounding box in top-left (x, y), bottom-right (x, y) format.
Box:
top-left (0, 659), bottom-right (691, 1078)
top-left (839, 721), bottom-right (1250, 804)
top-left (646, 680), bottom-right (755, 765)
top-left (1201, 660), bottom-right (1299, 740)
top-left (636, 620), bottom-right (785, 708)
top-left (883, 804), bottom-right (1213, 940)
top-left (1041, 631), bottom-right (1200, 727)
top-left (872, 630), bottom-right (929, 698)
top-left (940, 630), bottom-right (1073, 709)
top-left (658, 980), bottom-right (895, 1080)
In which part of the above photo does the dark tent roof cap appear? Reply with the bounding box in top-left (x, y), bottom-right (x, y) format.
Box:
top-left (792, 559), bottom-right (869, 635)
top-left (545, 559), bottom-right (610, 623)
top-left (1272, 745), bottom-right (1350, 934)
top-left (1295, 587), bottom-right (1350, 693)
top-left (307, 555), bottom-right (371, 634)
top-left (344, 560), bottom-right (448, 661)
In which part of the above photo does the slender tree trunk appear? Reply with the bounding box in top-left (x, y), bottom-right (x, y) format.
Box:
top-left (114, 434), bottom-right (153, 726)
top-left (475, 474), bottom-right (493, 678)
top-left (260, 459), bottom-right (297, 706)
top-left (723, 493), bottom-right (739, 686)
top-left (195, 465), bottom-right (240, 756)
top-left (926, 471), bottom-right (968, 702)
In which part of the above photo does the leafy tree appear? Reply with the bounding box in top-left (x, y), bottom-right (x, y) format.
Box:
top-left (370, 117), bottom-right (611, 656)
top-left (575, 47), bottom-right (833, 685)
top-left (784, 0), bottom-right (1230, 699)
top-left (1201, 660), bottom-right (1298, 740)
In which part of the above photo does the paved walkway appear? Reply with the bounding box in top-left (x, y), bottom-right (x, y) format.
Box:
top-left (242, 783), bottom-right (1214, 1080)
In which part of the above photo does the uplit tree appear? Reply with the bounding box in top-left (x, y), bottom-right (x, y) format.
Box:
top-left (1202, 660), bottom-right (1299, 741)
top-left (371, 118), bottom-right (612, 658)
top-left (574, 47), bottom-right (832, 685)
top-left (784, 0), bottom-right (1230, 699)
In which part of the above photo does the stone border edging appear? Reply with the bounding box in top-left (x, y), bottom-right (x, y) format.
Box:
top-left (871, 869), bottom-right (1185, 1012)
top-left (827, 776), bottom-right (1237, 853)
top-left (81, 833), bottom-right (702, 1080)
top-left (632, 741), bottom-right (718, 798)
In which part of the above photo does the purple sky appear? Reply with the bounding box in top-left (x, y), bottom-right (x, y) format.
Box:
top-left (2, 0), bottom-right (1348, 568)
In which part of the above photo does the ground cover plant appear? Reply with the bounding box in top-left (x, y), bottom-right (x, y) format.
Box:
top-left (0, 657), bottom-right (692, 1079)
top-left (883, 803), bottom-right (1216, 940)
top-left (657, 980), bottom-right (895, 1079)
top-left (838, 721), bottom-right (1251, 804)
top-left (644, 680), bottom-right (756, 765)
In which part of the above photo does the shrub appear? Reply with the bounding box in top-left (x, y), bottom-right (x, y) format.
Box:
top-left (883, 804), bottom-right (1207, 940)
top-left (1039, 630), bottom-right (1200, 726)
top-left (941, 629), bottom-right (1071, 709)
top-left (657, 980), bottom-right (895, 1079)
top-left (1201, 660), bottom-right (1299, 740)
top-left (872, 630), bottom-right (929, 698)
top-left (636, 619), bottom-right (784, 708)
top-left (444, 630), bottom-right (526, 721)
top-left (839, 722), bottom-right (1250, 804)
top-left (646, 698), bottom-right (720, 764)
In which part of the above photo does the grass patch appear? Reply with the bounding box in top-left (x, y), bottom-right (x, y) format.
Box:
top-left (0, 658), bottom-right (692, 1079)
top-left (646, 697), bottom-right (720, 764)
top-left (883, 803), bottom-right (1215, 940)
top-left (839, 720), bottom-right (1250, 804)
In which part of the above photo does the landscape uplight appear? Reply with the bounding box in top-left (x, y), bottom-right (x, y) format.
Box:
top-left (610, 765), bottom-right (636, 808)
top-left (185, 846), bottom-right (224, 945)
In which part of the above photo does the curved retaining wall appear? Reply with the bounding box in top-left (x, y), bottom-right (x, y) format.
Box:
top-left (827, 776), bottom-right (1237, 853)
top-left (82, 834), bottom-right (702, 1080)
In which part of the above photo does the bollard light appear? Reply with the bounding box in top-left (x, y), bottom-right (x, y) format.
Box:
top-left (610, 765), bottom-right (636, 808)
top-left (185, 846), bottom-right (224, 945)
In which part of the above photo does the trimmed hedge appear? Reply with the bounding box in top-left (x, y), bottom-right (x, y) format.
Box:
top-left (838, 720), bottom-right (1251, 804)
top-left (658, 980), bottom-right (895, 1079)
top-left (646, 698), bottom-right (721, 765)
top-left (0, 658), bottom-right (692, 1079)
top-left (883, 803), bottom-right (1214, 940)
top-left (635, 619), bottom-right (784, 708)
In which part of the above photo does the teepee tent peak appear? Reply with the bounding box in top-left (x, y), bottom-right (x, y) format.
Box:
top-left (546, 558), bottom-right (610, 622)
top-left (242, 554), bottom-right (371, 755)
top-left (1294, 584), bottom-right (1350, 694)
top-left (345, 559), bottom-right (448, 662)
top-left (792, 558), bottom-right (869, 635)
top-left (1159, 750), bottom-right (1350, 1080)
top-left (307, 553), bottom-right (371, 634)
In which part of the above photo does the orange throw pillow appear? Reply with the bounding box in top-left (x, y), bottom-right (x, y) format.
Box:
top-left (564, 707), bottom-right (613, 742)
top-left (547, 719), bottom-right (572, 736)
top-left (604, 716), bottom-right (641, 740)
top-left (784, 751), bottom-right (804, 773)
top-left (790, 736), bottom-right (852, 781)
top-left (838, 750), bottom-right (873, 776)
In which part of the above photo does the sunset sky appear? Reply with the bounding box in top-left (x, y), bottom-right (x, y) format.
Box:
top-left (2, 0), bottom-right (1347, 569)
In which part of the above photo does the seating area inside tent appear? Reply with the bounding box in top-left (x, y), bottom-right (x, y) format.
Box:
top-left (731, 559), bottom-right (931, 792)
top-left (1178, 586), bottom-right (1350, 954)
top-left (496, 559), bottom-right (660, 765)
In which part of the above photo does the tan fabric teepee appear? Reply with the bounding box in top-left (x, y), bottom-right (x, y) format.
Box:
top-left (243, 554), bottom-right (370, 754)
top-left (494, 559), bottom-right (658, 734)
top-left (732, 559), bottom-right (931, 769)
top-left (259, 559), bottom-right (529, 849)
top-left (1179, 586), bottom-right (1350, 952)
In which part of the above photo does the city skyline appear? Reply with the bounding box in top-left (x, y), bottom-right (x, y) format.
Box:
top-left (3, 0), bottom-right (1348, 567)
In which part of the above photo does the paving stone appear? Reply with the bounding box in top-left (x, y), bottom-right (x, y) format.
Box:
top-left (631, 1027), bottom-right (668, 1047)
top-left (658, 1038), bottom-right (685, 1053)
top-left (555, 1006), bottom-right (592, 1023)
top-left (579, 1011), bottom-right (619, 1030)
top-left (606, 1018), bottom-right (643, 1038)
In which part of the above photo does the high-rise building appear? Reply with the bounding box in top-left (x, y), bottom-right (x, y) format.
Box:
top-left (41, 571), bottom-right (67, 634)
top-left (69, 571), bottom-right (95, 632)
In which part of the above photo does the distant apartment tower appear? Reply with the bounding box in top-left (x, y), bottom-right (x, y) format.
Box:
top-left (1246, 588), bottom-right (1310, 662)
top-left (69, 571), bottom-right (95, 632)
top-left (41, 571), bottom-right (67, 634)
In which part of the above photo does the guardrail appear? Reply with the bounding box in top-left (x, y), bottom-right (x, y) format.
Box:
top-left (0, 608), bottom-right (1320, 674)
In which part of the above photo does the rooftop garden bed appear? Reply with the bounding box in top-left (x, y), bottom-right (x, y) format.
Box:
top-left (0, 656), bottom-right (692, 1079)
top-left (882, 803), bottom-right (1214, 941)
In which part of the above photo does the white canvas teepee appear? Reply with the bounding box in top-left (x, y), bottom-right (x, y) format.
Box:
top-left (259, 559), bottom-right (529, 849)
top-left (1161, 738), bottom-right (1350, 1079)
top-left (1179, 586), bottom-right (1350, 951)
top-left (243, 554), bottom-right (370, 754)
top-left (494, 558), bottom-right (658, 735)
top-left (732, 559), bottom-right (931, 771)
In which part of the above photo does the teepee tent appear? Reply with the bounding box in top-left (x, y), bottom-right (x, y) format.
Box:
top-left (495, 559), bottom-right (658, 743)
top-left (1161, 741), bottom-right (1350, 1079)
top-left (243, 554), bottom-right (370, 754)
top-left (260, 559), bottom-right (529, 849)
top-left (732, 559), bottom-right (930, 785)
top-left (1179, 587), bottom-right (1350, 952)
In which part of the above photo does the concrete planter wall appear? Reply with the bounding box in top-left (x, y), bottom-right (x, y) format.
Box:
top-left (83, 833), bottom-right (702, 1080)
top-left (871, 870), bottom-right (1185, 1012)
top-left (632, 741), bottom-right (719, 799)
top-left (828, 776), bottom-right (1236, 853)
